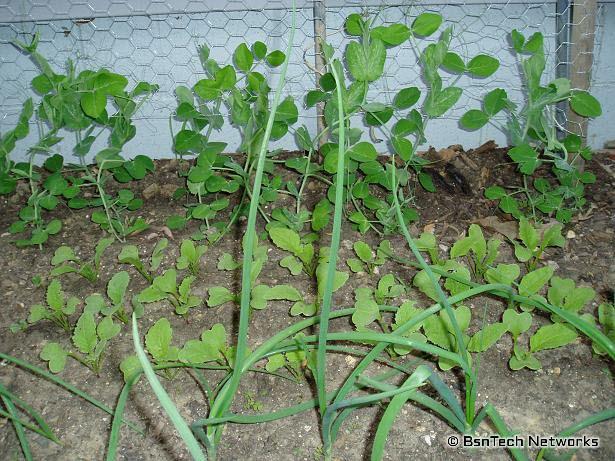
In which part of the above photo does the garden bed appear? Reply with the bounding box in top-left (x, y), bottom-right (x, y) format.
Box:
top-left (1, 146), bottom-right (613, 460)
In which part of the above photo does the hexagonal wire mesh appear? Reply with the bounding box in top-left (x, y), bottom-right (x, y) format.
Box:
top-left (0, 0), bottom-right (607, 163)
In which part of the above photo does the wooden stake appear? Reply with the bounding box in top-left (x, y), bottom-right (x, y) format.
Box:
top-left (567, 0), bottom-right (598, 144)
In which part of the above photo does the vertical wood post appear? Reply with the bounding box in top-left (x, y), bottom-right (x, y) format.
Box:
top-left (313, 0), bottom-right (327, 152)
top-left (567, 0), bottom-right (598, 145)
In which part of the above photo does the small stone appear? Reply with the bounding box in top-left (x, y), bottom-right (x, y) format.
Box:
top-left (142, 183), bottom-right (160, 199)
top-left (553, 367), bottom-right (561, 375)
top-left (566, 230), bottom-right (576, 239)
top-left (161, 184), bottom-right (178, 198)
top-left (345, 355), bottom-right (357, 366)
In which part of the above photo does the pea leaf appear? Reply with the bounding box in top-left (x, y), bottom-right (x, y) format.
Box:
top-left (412, 13), bottom-right (442, 37)
top-left (252, 41), bottom-right (267, 60)
top-left (346, 39), bottom-right (386, 82)
top-left (348, 142), bottom-right (377, 162)
top-left (266, 50), bottom-right (285, 67)
top-left (345, 14), bottom-right (364, 36)
top-left (373, 23), bottom-right (410, 46)
top-left (424, 86), bottom-right (462, 117)
top-left (442, 52), bottom-right (465, 73)
top-left (393, 87), bottom-right (420, 110)
top-left (570, 91), bottom-right (601, 117)
top-left (460, 110), bottom-right (489, 130)
top-left (233, 43), bottom-right (253, 72)
top-left (509, 144), bottom-right (539, 174)
top-left (81, 90), bottom-right (106, 118)
top-left (467, 55), bottom-right (500, 77)
top-left (484, 88), bottom-right (508, 115)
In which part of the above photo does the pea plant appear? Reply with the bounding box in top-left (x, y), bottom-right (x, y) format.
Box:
top-left (309, 12), bottom-right (500, 235)
top-left (168, 40), bottom-right (298, 241)
top-left (0, 98), bottom-right (33, 195)
top-left (10, 33), bottom-right (158, 244)
top-left (3, 6), bottom-right (614, 461)
top-left (461, 30), bottom-right (602, 223)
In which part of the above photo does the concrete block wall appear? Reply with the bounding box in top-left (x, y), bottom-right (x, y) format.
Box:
top-left (0, 1), bottom-right (612, 164)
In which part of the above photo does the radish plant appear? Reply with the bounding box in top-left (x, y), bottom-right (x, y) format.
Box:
top-left (50, 237), bottom-right (113, 282)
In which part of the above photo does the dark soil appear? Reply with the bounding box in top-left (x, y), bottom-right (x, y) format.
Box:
top-left (1, 145), bottom-right (614, 461)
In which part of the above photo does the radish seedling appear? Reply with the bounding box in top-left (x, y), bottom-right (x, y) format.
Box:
top-left (50, 237), bottom-right (113, 282)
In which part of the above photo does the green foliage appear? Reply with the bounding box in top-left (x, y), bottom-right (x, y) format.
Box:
top-left (269, 226), bottom-right (315, 276)
top-left (50, 237), bottom-right (113, 282)
top-left (7, 33), bottom-right (158, 245)
top-left (374, 274), bottom-right (405, 305)
top-left (41, 312), bottom-right (120, 374)
top-left (591, 302), bottom-right (615, 356)
top-left (509, 322), bottom-right (578, 371)
top-left (121, 319), bottom-right (230, 382)
top-left (286, 246), bottom-right (349, 318)
top-left (547, 276), bottom-right (595, 321)
top-left (512, 219), bottom-right (565, 270)
top-left (449, 224), bottom-right (500, 279)
top-left (84, 270), bottom-right (133, 323)
top-left (464, 30), bottom-right (601, 222)
top-left (313, 12), bottom-right (500, 236)
top-left (176, 239), bottom-right (207, 276)
top-left (138, 269), bottom-right (202, 316)
top-left (346, 240), bottom-right (390, 274)
top-left (172, 40), bottom-right (298, 241)
top-left (351, 287), bottom-right (382, 329)
top-left (25, 279), bottom-right (79, 332)
top-left (118, 239), bottom-right (168, 282)
top-left (0, 98), bottom-right (33, 195)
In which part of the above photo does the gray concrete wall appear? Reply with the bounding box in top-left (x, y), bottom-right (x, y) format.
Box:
top-left (0, 1), bottom-right (611, 165)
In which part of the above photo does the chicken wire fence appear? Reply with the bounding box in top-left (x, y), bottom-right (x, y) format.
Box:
top-left (0, 0), bottom-right (609, 161)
